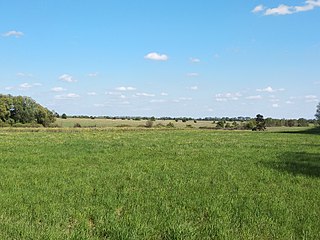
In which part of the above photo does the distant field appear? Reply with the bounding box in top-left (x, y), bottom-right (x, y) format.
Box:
top-left (0, 128), bottom-right (319, 239)
top-left (54, 118), bottom-right (215, 128)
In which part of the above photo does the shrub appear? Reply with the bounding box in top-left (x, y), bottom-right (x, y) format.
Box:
top-left (74, 123), bottom-right (81, 128)
top-left (145, 120), bottom-right (154, 128)
top-left (166, 122), bottom-right (175, 128)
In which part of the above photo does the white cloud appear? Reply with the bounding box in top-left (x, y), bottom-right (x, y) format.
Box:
top-left (187, 73), bottom-right (199, 77)
top-left (136, 92), bottom-right (155, 97)
top-left (115, 86), bottom-right (136, 91)
top-left (150, 99), bottom-right (166, 103)
top-left (160, 92), bottom-right (168, 96)
top-left (257, 86), bottom-right (285, 93)
top-left (87, 92), bottom-right (97, 96)
top-left (255, 1), bottom-right (320, 16)
top-left (88, 72), bottom-right (98, 77)
top-left (189, 86), bottom-right (198, 91)
top-left (59, 74), bottom-right (77, 82)
top-left (190, 57), bottom-right (200, 63)
top-left (55, 93), bottom-right (80, 100)
top-left (257, 86), bottom-right (275, 93)
top-left (246, 95), bottom-right (262, 100)
top-left (144, 52), bottom-right (168, 61)
top-left (5, 86), bottom-right (14, 90)
top-left (272, 103), bottom-right (280, 108)
top-left (252, 4), bottom-right (265, 13)
top-left (3, 30), bottom-right (24, 37)
top-left (215, 92), bottom-right (242, 101)
top-left (105, 91), bottom-right (121, 95)
top-left (286, 100), bottom-right (294, 104)
top-left (305, 95), bottom-right (318, 102)
top-left (51, 87), bottom-right (66, 92)
top-left (17, 72), bottom-right (33, 77)
top-left (19, 83), bottom-right (33, 89)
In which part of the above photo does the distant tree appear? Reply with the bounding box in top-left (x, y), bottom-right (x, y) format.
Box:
top-left (297, 118), bottom-right (308, 127)
top-left (216, 121), bottom-right (225, 129)
top-left (150, 116), bottom-right (156, 121)
top-left (287, 119), bottom-right (295, 127)
top-left (61, 113), bottom-right (67, 119)
top-left (316, 102), bottom-right (320, 125)
top-left (255, 114), bottom-right (266, 131)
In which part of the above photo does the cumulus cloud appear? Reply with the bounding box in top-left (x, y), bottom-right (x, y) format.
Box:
top-left (215, 92), bottom-right (242, 102)
top-left (59, 74), bottom-right (77, 82)
top-left (253, 0), bottom-right (320, 16)
top-left (144, 52), bottom-right (168, 61)
top-left (160, 92), bottom-right (168, 96)
top-left (19, 83), bottom-right (33, 89)
top-left (256, 86), bottom-right (285, 93)
top-left (55, 93), bottom-right (80, 100)
top-left (2, 30), bottom-right (24, 37)
top-left (51, 87), bottom-right (66, 92)
top-left (87, 92), bottom-right (97, 96)
top-left (252, 4), bottom-right (265, 13)
top-left (115, 86), bottom-right (136, 91)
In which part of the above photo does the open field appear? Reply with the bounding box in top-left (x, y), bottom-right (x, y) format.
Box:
top-left (0, 128), bottom-right (319, 239)
top-left (55, 118), bottom-right (216, 129)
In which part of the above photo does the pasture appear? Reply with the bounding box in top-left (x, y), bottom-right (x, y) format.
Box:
top-left (0, 128), bottom-right (319, 239)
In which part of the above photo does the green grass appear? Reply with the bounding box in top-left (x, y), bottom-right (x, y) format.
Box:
top-left (0, 128), bottom-right (319, 239)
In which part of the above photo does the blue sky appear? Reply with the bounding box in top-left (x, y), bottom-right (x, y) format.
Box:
top-left (1, 0), bottom-right (319, 118)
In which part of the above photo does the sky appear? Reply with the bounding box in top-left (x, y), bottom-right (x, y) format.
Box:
top-left (0, 0), bottom-right (319, 119)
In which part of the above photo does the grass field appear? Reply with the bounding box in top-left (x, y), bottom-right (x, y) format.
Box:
top-left (54, 118), bottom-right (216, 129)
top-left (0, 128), bottom-right (319, 239)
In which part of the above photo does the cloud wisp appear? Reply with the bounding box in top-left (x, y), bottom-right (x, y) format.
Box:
top-left (2, 30), bottom-right (24, 37)
top-left (253, 1), bottom-right (320, 15)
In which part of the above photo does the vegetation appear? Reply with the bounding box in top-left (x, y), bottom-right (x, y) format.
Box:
top-left (0, 128), bottom-right (319, 239)
top-left (316, 102), bottom-right (320, 125)
top-left (0, 94), bottom-right (55, 127)
top-left (254, 114), bottom-right (266, 131)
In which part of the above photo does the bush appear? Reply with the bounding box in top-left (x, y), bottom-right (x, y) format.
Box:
top-left (145, 120), bottom-right (154, 128)
top-left (166, 122), bottom-right (175, 128)
top-left (73, 123), bottom-right (81, 128)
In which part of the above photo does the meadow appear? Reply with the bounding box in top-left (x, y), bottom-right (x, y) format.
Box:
top-left (0, 127), bottom-right (319, 239)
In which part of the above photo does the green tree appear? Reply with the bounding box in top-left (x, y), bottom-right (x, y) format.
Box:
top-left (61, 113), bottom-right (67, 119)
top-left (0, 94), bottom-right (55, 127)
top-left (316, 102), bottom-right (320, 125)
top-left (0, 95), bottom-right (13, 122)
top-left (255, 114), bottom-right (266, 131)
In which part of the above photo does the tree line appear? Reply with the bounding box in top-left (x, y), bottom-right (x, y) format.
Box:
top-left (0, 94), bottom-right (55, 127)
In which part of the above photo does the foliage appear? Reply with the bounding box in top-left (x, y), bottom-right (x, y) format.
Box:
top-left (0, 129), bottom-right (319, 239)
top-left (316, 102), bottom-right (320, 125)
top-left (61, 113), bottom-right (67, 119)
top-left (216, 121), bottom-right (225, 129)
top-left (255, 114), bottom-right (266, 131)
top-left (0, 94), bottom-right (55, 127)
